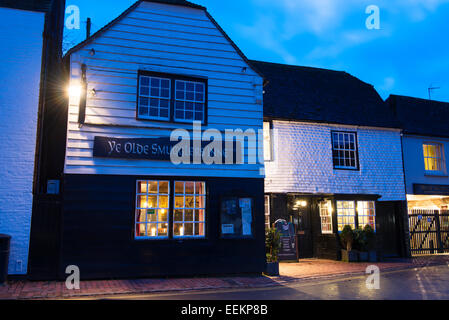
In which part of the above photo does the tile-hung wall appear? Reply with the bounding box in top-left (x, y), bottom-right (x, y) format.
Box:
top-left (264, 120), bottom-right (406, 201)
top-left (0, 8), bottom-right (45, 274)
top-left (402, 135), bottom-right (449, 194)
top-left (65, 1), bottom-right (264, 178)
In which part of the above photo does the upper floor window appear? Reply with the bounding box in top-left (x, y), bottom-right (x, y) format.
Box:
top-left (423, 143), bottom-right (444, 173)
top-left (332, 131), bottom-right (358, 170)
top-left (137, 71), bottom-right (207, 124)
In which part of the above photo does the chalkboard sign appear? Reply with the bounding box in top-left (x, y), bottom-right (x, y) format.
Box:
top-left (275, 220), bottom-right (297, 261)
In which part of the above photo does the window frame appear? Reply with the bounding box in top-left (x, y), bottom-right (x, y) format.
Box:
top-left (331, 131), bottom-right (359, 171)
top-left (357, 201), bottom-right (376, 231)
top-left (423, 142), bottom-right (446, 175)
top-left (136, 70), bottom-right (208, 125)
top-left (263, 121), bottom-right (273, 162)
top-left (319, 200), bottom-right (333, 234)
top-left (135, 180), bottom-right (170, 240)
top-left (134, 179), bottom-right (207, 241)
top-left (264, 195), bottom-right (271, 231)
top-left (173, 181), bottom-right (206, 239)
top-left (336, 200), bottom-right (356, 232)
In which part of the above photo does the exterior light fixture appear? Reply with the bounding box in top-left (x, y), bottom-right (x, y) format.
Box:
top-left (89, 48), bottom-right (95, 56)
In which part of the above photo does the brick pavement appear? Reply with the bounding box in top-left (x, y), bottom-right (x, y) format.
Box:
top-left (0, 255), bottom-right (447, 300)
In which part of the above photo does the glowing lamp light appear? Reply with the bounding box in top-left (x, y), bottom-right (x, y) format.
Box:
top-left (68, 83), bottom-right (82, 98)
top-left (180, 226), bottom-right (184, 236)
top-left (151, 228), bottom-right (156, 237)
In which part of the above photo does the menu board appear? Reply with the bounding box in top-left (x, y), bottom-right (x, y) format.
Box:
top-left (220, 197), bottom-right (253, 238)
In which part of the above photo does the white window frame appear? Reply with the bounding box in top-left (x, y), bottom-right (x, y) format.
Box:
top-left (135, 180), bottom-right (170, 240)
top-left (174, 80), bottom-right (205, 123)
top-left (263, 122), bottom-right (273, 161)
top-left (423, 143), bottom-right (445, 174)
top-left (332, 131), bottom-right (358, 170)
top-left (264, 195), bottom-right (271, 230)
top-left (357, 201), bottom-right (376, 231)
top-left (137, 75), bottom-right (171, 121)
top-left (337, 200), bottom-right (356, 232)
top-left (173, 181), bottom-right (206, 239)
top-left (319, 200), bottom-right (333, 234)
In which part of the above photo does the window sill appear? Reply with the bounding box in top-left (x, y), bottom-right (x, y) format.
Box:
top-left (424, 171), bottom-right (448, 177)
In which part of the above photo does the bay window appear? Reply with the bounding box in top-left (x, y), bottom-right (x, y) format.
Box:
top-left (337, 200), bottom-right (377, 232)
top-left (357, 201), bottom-right (376, 231)
top-left (337, 201), bottom-right (356, 231)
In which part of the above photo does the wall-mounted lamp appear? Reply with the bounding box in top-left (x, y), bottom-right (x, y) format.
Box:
top-left (242, 67), bottom-right (247, 73)
top-left (89, 48), bottom-right (96, 56)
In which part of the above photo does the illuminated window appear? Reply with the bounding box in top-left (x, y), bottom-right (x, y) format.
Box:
top-left (337, 201), bottom-right (356, 231)
top-left (264, 195), bottom-right (271, 230)
top-left (423, 143), bottom-right (444, 172)
top-left (263, 122), bottom-right (273, 161)
top-left (174, 181), bottom-right (206, 238)
top-left (138, 76), bottom-right (171, 121)
top-left (175, 80), bottom-right (205, 123)
top-left (319, 200), bottom-right (333, 234)
top-left (135, 181), bottom-right (169, 239)
top-left (357, 201), bottom-right (376, 231)
top-left (332, 131), bottom-right (358, 170)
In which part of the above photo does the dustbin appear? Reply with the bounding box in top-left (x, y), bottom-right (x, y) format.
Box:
top-left (0, 234), bottom-right (11, 284)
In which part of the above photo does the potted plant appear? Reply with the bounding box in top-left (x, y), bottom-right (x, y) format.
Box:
top-left (353, 228), bottom-right (368, 262)
top-left (340, 225), bottom-right (358, 262)
top-left (364, 225), bottom-right (377, 262)
top-left (265, 228), bottom-right (281, 276)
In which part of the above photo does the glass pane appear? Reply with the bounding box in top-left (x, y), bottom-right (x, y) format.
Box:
top-left (174, 210), bottom-right (183, 222)
top-left (158, 209), bottom-right (168, 222)
top-left (148, 181), bottom-right (158, 193)
top-left (185, 223), bottom-right (194, 236)
top-left (158, 223), bottom-right (168, 236)
top-left (185, 209), bottom-right (194, 222)
top-left (138, 196), bottom-right (147, 208)
top-left (195, 196), bottom-right (205, 209)
top-left (139, 182), bottom-right (148, 193)
top-left (147, 209), bottom-right (157, 222)
top-left (147, 224), bottom-right (157, 237)
top-left (185, 182), bottom-right (194, 194)
top-left (175, 196), bottom-right (184, 208)
top-left (136, 209), bottom-right (146, 223)
top-left (196, 182), bottom-right (205, 194)
top-left (174, 223), bottom-right (183, 236)
top-left (185, 196), bottom-right (194, 208)
top-left (147, 196), bottom-right (157, 208)
top-left (175, 182), bottom-right (184, 194)
top-left (158, 181), bottom-right (169, 194)
top-left (136, 223), bottom-right (146, 237)
top-left (159, 196), bottom-right (169, 208)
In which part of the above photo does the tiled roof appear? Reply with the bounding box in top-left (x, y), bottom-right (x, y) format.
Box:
top-left (251, 60), bottom-right (399, 129)
top-left (387, 94), bottom-right (449, 138)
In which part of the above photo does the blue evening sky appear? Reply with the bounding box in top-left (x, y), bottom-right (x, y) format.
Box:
top-left (64, 0), bottom-right (449, 102)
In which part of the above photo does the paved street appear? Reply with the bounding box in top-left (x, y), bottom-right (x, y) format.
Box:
top-left (102, 264), bottom-right (449, 300)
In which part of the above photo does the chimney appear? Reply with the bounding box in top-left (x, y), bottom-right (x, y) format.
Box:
top-left (86, 18), bottom-right (91, 39)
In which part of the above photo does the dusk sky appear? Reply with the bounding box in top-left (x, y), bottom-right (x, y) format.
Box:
top-left (64, 0), bottom-right (449, 102)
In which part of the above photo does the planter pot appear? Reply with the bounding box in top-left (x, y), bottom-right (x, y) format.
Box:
top-left (265, 262), bottom-right (279, 276)
top-left (341, 249), bottom-right (358, 262)
top-left (368, 251), bottom-right (377, 262)
top-left (358, 251), bottom-right (369, 262)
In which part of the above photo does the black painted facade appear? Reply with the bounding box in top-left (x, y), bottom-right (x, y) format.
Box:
top-left (267, 193), bottom-right (408, 260)
top-left (58, 175), bottom-right (265, 280)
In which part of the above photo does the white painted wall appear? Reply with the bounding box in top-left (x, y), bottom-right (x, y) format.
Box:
top-left (402, 135), bottom-right (449, 194)
top-left (265, 120), bottom-right (406, 201)
top-left (65, 2), bottom-right (264, 178)
top-left (0, 8), bottom-right (45, 274)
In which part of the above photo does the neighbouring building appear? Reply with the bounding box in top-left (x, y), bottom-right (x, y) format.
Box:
top-left (47, 0), bottom-right (266, 280)
top-left (387, 95), bottom-right (449, 255)
top-left (253, 61), bottom-right (410, 260)
top-left (0, 0), bottom-right (65, 278)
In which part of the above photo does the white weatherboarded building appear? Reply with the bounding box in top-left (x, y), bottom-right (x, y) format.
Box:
top-left (61, 0), bottom-right (266, 279)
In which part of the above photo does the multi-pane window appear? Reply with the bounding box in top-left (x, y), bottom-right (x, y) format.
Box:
top-left (332, 131), bottom-right (358, 170)
top-left (357, 201), bottom-right (376, 231)
top-left (264, 195), bottom-right (271, 231)
top-left (423, 143), bottom-right (444, 172)
top-left (135, 181), bottom-right (170, 238)
top-left (337, 201), bottom-right (356, 231)
top-left (174, 181), bottom-right (206, 238)
top-left (138, 76), bottom-right (171, 120)
top-left (319, 200), bottom-right (333, 234)
top-left (175, 80), bottom-right (205, 122)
